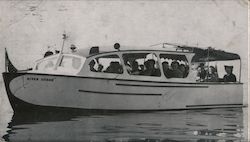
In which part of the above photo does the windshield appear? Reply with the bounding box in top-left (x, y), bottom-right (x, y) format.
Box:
top-left (35, 55), bottom-right (59, 71)
top-left (33, 54), bottom-right (85, 75)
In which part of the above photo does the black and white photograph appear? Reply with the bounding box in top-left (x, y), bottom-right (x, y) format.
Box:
top-left (0, 0), bottom-right (248, 141)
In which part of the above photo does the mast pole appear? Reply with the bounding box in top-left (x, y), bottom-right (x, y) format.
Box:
top-left (60, 32), bottom-right (67, 54)
top-left (54, 32), bottom-right (67, 70)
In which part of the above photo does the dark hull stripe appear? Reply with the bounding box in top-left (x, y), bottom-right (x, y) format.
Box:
top-left (4, 72), bottom-right (243, 85)
top-left (116, 83), bottom-right (209, 88)
top-left (186, 104), bottom-right (244, 108)
top-left (78, 89), bottom-right (161, 96)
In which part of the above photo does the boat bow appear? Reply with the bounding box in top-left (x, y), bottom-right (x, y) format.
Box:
top-left (5, 48), bottom-right (18, 73)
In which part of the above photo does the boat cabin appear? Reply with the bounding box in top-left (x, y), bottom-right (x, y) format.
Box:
top-left (30, 44), bottom-right (241, 83)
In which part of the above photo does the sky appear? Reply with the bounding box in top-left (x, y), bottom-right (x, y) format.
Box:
top-left (0, 0), bottom-right (248, 111)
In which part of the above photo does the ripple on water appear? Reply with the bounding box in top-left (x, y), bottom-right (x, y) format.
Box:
top-left (0, 108), bottom-right (246, 142)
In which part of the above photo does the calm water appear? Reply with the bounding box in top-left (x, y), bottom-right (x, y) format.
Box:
top-left (0, 107), bottom-right (247, 142)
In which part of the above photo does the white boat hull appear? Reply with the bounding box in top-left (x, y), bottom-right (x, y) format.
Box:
top-left (3, 72), bottom-right (244, 112)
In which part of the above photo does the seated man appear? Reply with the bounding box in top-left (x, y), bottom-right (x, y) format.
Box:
top-left (178, 64), bottom-right (186, 78)
top-left (105, 61), bottom-right (123, 74)
top-left (141, 59), bottom-right (160, 76)
top-left (223, 65), bottom-right (236, 82)
top-left (130, 60), bottom-right (140, 75)
top-left (162, 61), bottom-right (171, 78)
top-left (169, 61), bottom-right (183, 78)
top-left (197, 63), bottom-right (207, 81)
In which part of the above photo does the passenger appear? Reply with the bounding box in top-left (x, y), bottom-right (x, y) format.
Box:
top-left (178, 64), bottom-right (186, 78)
top-left (44, 46), bottom-right (54, 57)
top-left (141, 59), bottom-right (160, 76)
top-left (139, 64), bottom-right (144, 72)
top-left (125, 62), bottom-right (132, 73)
top-left (130, 60), bottom-right (140, 75)
top-left (97, 64), bottom-right (104, 72)
top-left (169, 61), bottom-right (182, 78)
top-left (55, 50), bottom-right (60, 54)
top-left (162, 61), bottom-right (171, 78)
top-left (89, 60), bottom-right (97, 72)
top-left (44, 50), bottom-right (53, 57)
top-left (197, 63), bottom-right (207, 82)
top-left (184, 65), bottom-right (189, 77)
top-left (105, 61), bottom-right (123, 74)
top-left (114, 62), bottom-right (123, 74)
top-left (141, 60), bottom-right (151, 75)
top-left (206, 66), bottom-right (219, 82)
top-left (223, 65), bottom-right (236, 82)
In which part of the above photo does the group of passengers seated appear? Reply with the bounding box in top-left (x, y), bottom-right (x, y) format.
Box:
top-left (162, 61), bottom-right (188, 78)
top-left (126, 59), bottom-right (160, 76)
top-left (197, 63), bottom-right (236, 82)
top-left (89, 60), bottom-right (123, 74)
top-left (197, 63), bottom-right (220, 82)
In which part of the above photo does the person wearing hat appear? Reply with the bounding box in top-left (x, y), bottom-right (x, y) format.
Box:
top-left (44, 46), bottom-right (54, 57)
top-left (141, 59), bottom-right (160, 76)
top-left (197, 63), bottom-right (207, 82)
top-left (223, 65), bottom-right (236, 82)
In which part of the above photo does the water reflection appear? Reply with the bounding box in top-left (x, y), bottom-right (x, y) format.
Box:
top-left (2, 108), bottom-right (245, 142)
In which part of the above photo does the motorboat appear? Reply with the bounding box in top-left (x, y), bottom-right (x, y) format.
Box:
top-left (2, 36), bottom-right (245, 112)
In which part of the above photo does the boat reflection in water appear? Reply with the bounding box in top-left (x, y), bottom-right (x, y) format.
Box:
top-left (3, 108), bottom-right (245, 142)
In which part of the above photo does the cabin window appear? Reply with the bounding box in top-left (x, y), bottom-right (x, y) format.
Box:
top-left (35, 56), bottom-right (58, 71)
top-left (160, 54), bottom-right (189, 78)
top-left (122, 53), bottom-right (161, 77)
top-left (57, 55), bottom-right (83, 74)
top-left (89, 54), bottom-right (123, 74)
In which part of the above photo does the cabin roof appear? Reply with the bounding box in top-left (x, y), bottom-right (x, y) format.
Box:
top-left (76, 46), bottom-right (193, 58)
top-left (74, 45), bottom-right (240, 62)
top-left (177, 46), bottom-right (241, 62)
